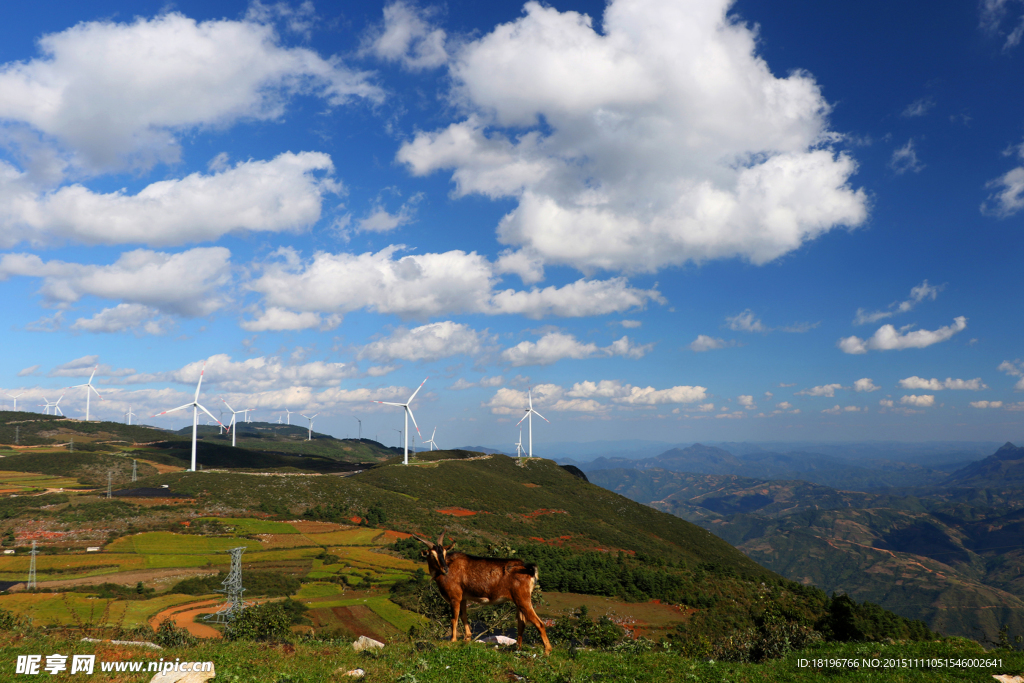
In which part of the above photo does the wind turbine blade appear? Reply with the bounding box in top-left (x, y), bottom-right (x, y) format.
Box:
top-left (528, 389), bottom-right (533, 410)
top-left (516, 413), bottom-right (529, 427)
top-left (222, 399), bottom-right (235, 413)
top-left (374, 401), bottom-right (403, 407)
top-left (431, 427), bottom-right (436, 441)
top-left (89, 385), bottom-right (103, 398)
top-left (154, 403), bottom-right (192, 417)
top-left (407, 377), bottom-right (428, 404)
top-left (88, 365), bottom-right (97, 384)
top-left (197, 403), bottom-right (223, 427)
top-left (406, 406), bottom-right (421, 435)
top-left (194, 361), bottom-right (207, 402)
top-left (533, 410), bottom-right (550, 423)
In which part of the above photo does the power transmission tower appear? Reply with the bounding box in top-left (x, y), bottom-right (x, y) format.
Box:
top-left (14, 426), bottom-right (18, 445)
top-left (106, 472), bottom-right (112, 499)
top-left (27, 540), bottom-right (37, 590)
top-left (205, 547), bottom-right (249, 623)
top-left (131, 460), bottom-right (137, 483)
top-left (69, 438), bottom-right (74, 452)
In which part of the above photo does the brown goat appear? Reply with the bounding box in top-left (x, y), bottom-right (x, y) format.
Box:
top-left (415, 532), bottom-right (552, 655)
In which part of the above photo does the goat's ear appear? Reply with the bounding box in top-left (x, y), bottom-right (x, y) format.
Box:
top-left (443, 540), bottom-right (455, 551)
top-left (419, 549), bottom-right (429, 558)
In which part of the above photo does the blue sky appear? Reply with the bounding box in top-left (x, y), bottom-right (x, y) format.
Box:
top-left (1, 0), bottom-right (1023, 448)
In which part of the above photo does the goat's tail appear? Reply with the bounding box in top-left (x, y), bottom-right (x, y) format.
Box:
top-left (508, 563), bottom-right (539, 579)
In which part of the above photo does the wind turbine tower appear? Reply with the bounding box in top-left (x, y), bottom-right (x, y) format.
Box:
top-left (153, 361), bottom-right (224, 472)
top-left (6, 393), bottom-right (23, 411)
top-left (132, 459), bottom-right (138, 483)
top-left (284, 408), bottom-right (293, 425)
top-left (301, 413), bottom-right (318, 441)
top-left (355, 417), bottom-right (361, 440)
top-left (221, 400), bottom-right (247, 448)
top-left (516, 389), bottom-right (549, 458)
top-left (73, 365), bottom-right (103, 421)
top-left (373, 378), bottom-right (426, 465)
top-left (125, 406), bottom-right (136, 425)
top-left (52, 392), bottom-right (66, 417)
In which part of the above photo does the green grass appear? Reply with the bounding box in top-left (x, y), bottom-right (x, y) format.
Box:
top-left (295, 582), bottom-right (342, 598)
top-left (194, 517), bottom-right (299, 534)
top-left (106, 532), bottom-right (263, 555)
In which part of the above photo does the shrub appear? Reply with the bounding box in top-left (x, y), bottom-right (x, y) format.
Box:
top-left (224, 602), bottom-right (294, 642)
top-left (154, 619), bottom-right (198, 648)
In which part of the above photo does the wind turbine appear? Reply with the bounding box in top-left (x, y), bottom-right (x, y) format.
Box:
top-left (6, 393), bottom-right (23, 411)
top-left (355, 417), bottom-right (362, 439)
top-left (125, 406), bottom-right (136, 425)
top-left (516, 389), bottom-right (549, 458)
top-left (284, 408), bottom-right (293, 425)
top-left (41, 393), bottom-right (64, 415)
top-left (515, 429), bottom-right (524, 458)
top-left (425, 427), bottom-right (438, 451)
top-left (73, 366), bottom-right (103, 421)
top-left (153, 361), bottom-right (224, 472)
top-left (301, 413), bottom-right (318, 441)
top-left (221, 399), bottom-right (248, 448)
top-left (373, 378), bottom-right (426, 465)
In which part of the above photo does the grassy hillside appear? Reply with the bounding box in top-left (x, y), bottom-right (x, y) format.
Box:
top-left (587, 458), bottom-right (1024, 644)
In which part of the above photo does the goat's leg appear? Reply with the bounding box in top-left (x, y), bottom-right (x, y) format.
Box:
top-left (461, 598), bottom-right (471, 642)
top-left (450, 601), bottom-right (460, 643)
top-left (516, 611), bottom-right (526, 650)
top-left (521, 603), bottom-right (552, 655)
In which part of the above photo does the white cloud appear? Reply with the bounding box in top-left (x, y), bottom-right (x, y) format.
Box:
top-left (999, 359), bottom-right (1024, 376)
top-left (358, 321), bottom-right (487, 362)
top-left (901, 97), bottom-right (934, 118)
top-left (364, 1), bottom-right (448, 70)
top-left (485, 383), bottom-right (564, 415)
top-left (49, 355), bottom-right (135, 378)
top-left (119, 353), bottom-right (358, 393)
top-left (619, 320), bottom-right (641, 329)
top-left (612, 384), bottom-right (707, 405)
top-left (879, 399), bottom-right (894, 408)
top-left (980, 0), bottom-right (1024, 51)
top-left (715, 411), bottom-right (745, 419)
top-left (366, 365), bottom-right (399, 377)
top-left (900, 394), bottom-right (935, 407)
top-left (70, 303), bottom-right (173, 335)
top-left (17, 365), bottom-right (40, 377)
top-left (898, 376), bottom-right (987, 391)
top-left (489, 378), bottom-right (706, 414)
top-left (797, 383), bottom-right (843, 397)
top-left (839, 316), bottom-right (967, 354)
top-left (853, 378), bottom-right (880, 392)
top-left (239, 308), bottom-right (341, 332)
top-left (494, 249), bottom-right (545, 285)
top-left (854, 280), bottom-right (942, 325)
top-left (970, 400), bottom-right (1003, 408)
top-left (983, 166), bottom-right (1024, 217)
top-left (890, 139), bottom-right (924, 175)
top-left (0, 247), bottom-right (231, 317)
top-left (738, 395), bottom-right (755, 409)
top-left (248, 246), bottom-right (662, 320)
top-left (726, 309), bottom-right (766, 333)
top-left (0, 153), bottom-right (338, 248)
top-left (398, 0), bottom-right (867, 274)
top-left (449, 375), bottom-right (503, 390)
top-left (821, 405), bottom-right (841, 415)
top-left (501, 332), bottom-right (652, 366)
top-left (0, 12), bottom-right (379, 172)
top-left (355, 194), bottom-right (422, 234)
top-left (689, 334), bottom-right (737, 352)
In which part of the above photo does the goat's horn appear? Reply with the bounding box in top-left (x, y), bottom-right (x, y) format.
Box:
top-left (413, 535), bottom-right (433, 547)
top-left (437, 531), bottom-right (445, 546)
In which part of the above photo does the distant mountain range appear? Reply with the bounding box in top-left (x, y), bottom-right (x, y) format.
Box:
top-left (584, 442), bottom-right (1024, 644)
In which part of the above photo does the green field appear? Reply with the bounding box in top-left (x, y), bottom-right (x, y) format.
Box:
top-left (194, 517), bottom-right (299, 534)
top-left (106, 532), bottom-right (264, 555)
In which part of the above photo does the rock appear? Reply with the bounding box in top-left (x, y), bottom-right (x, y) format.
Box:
top-left (993, 676), bottom-right (1024, 683)
top-left (337, 668), bottom-right (365, 679)
top-left (352, 636), bottom-right (385, 652)
top-left (149, 663), bottom-right (215, 683)
top-left (479, 635), bottom-right (517, 645)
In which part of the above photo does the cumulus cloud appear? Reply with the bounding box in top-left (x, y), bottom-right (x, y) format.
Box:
top-left (619, 320), bottom-right (641, 328)
top-left (983, 165), bottom-right (1024, 217)
top-left (0, 247), bottom-right (231, 317)
top-left (797, 383), bottom-right (843, 397)
top-left (999, 360), bottom-right (1024, 390)
top-left (839, 316), bottom-right (967, 354)
top-left (117, 353), bottom-right (359, 393)
top-left (358, 321), bottom-right (488, 362)
top-left (0, 153), bottom-right (339, 248)
top-left (0, 12), bottom-right (379, 173)
top-left (688, 335), bottom-right (737, 352)
top-left (247, 246), bottom-right (662, 321)
top-left (889, 139), bottom-right (924, 174)
top-left (488, 378), bottom-right (706, 414)
top-left (738, 395), bottom-right (755, 409)
top-left (501, 332), bottom-right (652, 366)
top-left (970, 400), bottom-right (1003, 408)
top-left (17, 365), bottom-right (40, 377)
top-left (397, 0), bottom-right (867, 274)
top-left (364, 1), bottom-right (448, 70)
top-left (879, 399), bottom-right (894, 408)
top-left (49, 355), bottom-right (135, 378)
top-left (900, 394), bottom-right (935, 407)
top-left (853, 378), bottom-right (880, 392)
top-left (726, 309), bottom-right (766, 333)
top-left (898, 376), bottom-right (987, 391)
top-left (449, 375), bottom-right (503, 390)
top-left (239, 308), bottom-right (341, 332)
top-left (70, 303), bottom-right (173, 335)
top-left (354, 194), bottom-right (423, 234)
top-left (854, 280), bottom-right (942, 325)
